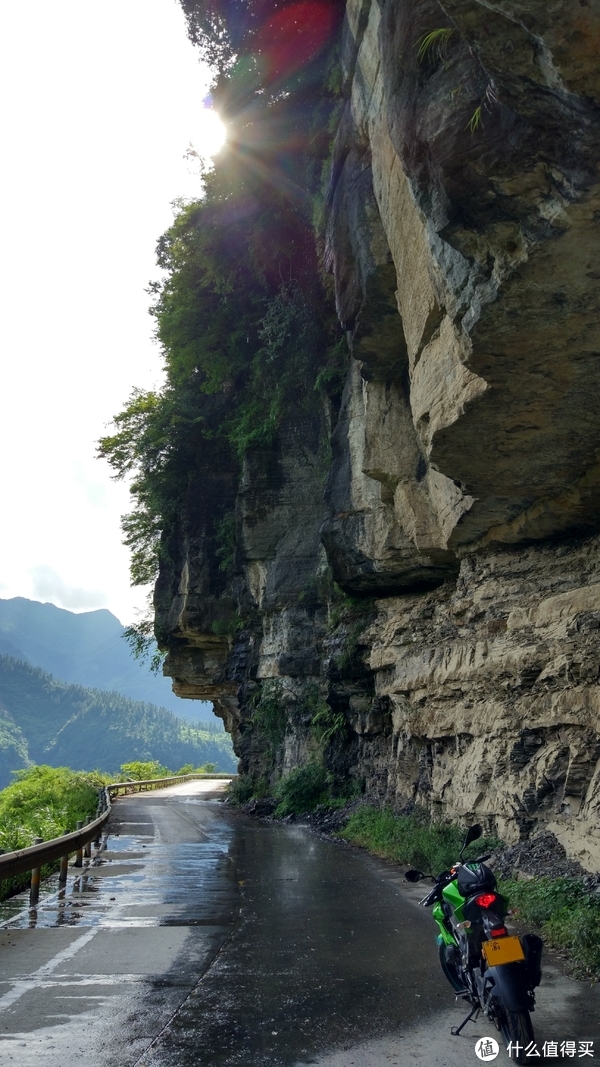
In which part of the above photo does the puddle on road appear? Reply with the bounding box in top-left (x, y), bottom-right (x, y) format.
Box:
top-left (0, 794), bottom-right (240, 1067)
top-left (0, 821), bottom-right (236, 932)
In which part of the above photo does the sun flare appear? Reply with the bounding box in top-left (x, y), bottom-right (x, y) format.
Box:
top-left (196, 109), bottom-right (227, 159)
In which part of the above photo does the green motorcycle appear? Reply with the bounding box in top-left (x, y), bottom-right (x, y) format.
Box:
top-left (405, 824), bottom-right (543, 1063)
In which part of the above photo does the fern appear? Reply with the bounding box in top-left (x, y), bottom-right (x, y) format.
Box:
top-left (466, 83), bottom-right (498, 134)
top-left (417, 27), bottom-right (454, 63)
top-left (466, 104), bottom-right (482, 133)
top-left (310, 704), bottom-right (346, 745)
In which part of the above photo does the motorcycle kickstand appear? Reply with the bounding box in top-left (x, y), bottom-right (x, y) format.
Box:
top-left (450, 1004), bottom-right (480, 1037)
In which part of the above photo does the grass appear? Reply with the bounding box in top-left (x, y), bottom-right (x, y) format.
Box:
top-left (0, 766), bottom-right (106, 851)
top-left (273, 763), bottom-right (329, 817)
top-left (226, 774), bottom-right (256, 805)
top-left (249, 681), bottom-right (288, 752)
top-left (0, 765), bottom-right (106, 901)
top-left (499, 877), bottom-right (600, 980)
top-left (339, 805), bottom-right (500, 873)
top-left (226, 764), bottom-right (362, 814)
top-left (310, 702), bottom-right (346, 745)
top-left (465, 104), bottom-right (482, 133)
top-left (226, 765), bottom-right (330, 815)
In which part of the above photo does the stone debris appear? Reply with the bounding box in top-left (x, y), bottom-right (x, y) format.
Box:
top-left (490, 831), bottom-right (591, 881)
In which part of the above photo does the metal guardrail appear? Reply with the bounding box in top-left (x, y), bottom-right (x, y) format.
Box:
top-left (0, 772), bottom-right (236, 905)
top-left (109, 772), bottom-right (235, 795)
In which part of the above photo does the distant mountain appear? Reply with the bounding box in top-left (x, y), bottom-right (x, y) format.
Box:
top-left (0, 655), bottom-right (236, 788)
top-left (0, 597), bottom-right (214, 722)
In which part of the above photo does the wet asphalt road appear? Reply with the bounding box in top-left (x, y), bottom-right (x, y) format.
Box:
top-left (0, 782), bottom-right (598, 1066)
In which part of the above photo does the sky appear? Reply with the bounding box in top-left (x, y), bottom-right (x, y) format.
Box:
top-left (0, 0), bottom-right (225, 626)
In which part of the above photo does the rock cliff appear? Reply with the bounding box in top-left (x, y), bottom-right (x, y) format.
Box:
top-left (156, 0), bottom-right (600, 870)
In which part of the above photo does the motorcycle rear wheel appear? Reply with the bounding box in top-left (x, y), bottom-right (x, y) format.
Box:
top-left (498, 1006), bottom-right (534, 1062)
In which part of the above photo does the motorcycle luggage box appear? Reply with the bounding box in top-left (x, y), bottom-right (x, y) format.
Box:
top-left (522, 932), bottom-right (543, 989)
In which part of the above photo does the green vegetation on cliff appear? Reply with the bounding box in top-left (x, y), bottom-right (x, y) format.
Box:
top-left (0, 655), bottom-right (235, 786)
top-left (98, 0), bottom-right (346, 650)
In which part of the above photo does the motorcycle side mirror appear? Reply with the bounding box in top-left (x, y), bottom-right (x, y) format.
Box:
top-left (460, 823), bottom-right (482, 859)
top-left (404, 869), bottom-right (424, 882)
top-left (465, 823), bottom-right (482, 845)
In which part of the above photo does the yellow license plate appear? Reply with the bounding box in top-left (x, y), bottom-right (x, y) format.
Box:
top-left (482, 936), bottom-right (525, 966)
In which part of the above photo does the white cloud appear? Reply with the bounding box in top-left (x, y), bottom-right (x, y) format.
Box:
top-left (29, 566), bottom-right (108, 612)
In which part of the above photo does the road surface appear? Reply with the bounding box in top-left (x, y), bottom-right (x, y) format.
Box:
top-left (0, 780), bottom-right (597, 1065)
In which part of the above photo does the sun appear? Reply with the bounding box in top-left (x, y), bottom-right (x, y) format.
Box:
top-left (196, 109), bottom-right (227, 159)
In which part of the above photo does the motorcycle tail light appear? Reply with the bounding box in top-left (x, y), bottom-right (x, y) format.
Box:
top-left (491, 926), bottom-right (508, 937)
top-left (474, 892), bottom-right (497, 908)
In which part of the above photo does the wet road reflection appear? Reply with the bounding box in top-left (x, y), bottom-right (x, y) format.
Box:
top-left (0, 784), bottom-right (239, 1065)
top-left (0, 783), bottom-right (597, 1066)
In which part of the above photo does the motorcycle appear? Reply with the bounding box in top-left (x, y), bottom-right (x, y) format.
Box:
top-left (405, 824), bottom-right (543, 1063)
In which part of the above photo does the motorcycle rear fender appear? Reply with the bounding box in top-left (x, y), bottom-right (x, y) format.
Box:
top-left (486, 961), bottom-right (530, 1012)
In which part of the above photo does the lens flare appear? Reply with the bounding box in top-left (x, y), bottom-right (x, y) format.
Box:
top-left (195, 109), bottom-right (227, 159)
top-left (255, 0), bottom-right (339, 81)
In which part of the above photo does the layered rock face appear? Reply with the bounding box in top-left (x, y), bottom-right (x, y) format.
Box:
top-left (325, 0), bottom-right (600, 587)
top-left (157, 0), bottom-right (600, 869)
top-left (368, 536), bottom-right (600, 872)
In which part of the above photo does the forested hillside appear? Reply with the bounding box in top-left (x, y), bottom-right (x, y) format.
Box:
top-left (0, 655), bottom-right (235, 787)
top-left (0, 597), bottom-right (213, 721)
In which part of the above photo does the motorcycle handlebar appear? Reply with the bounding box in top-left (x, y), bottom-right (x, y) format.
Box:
top-left (419, 885), bottom-right (442, 907)
top-left (410, 854), bottom-right (492, 902)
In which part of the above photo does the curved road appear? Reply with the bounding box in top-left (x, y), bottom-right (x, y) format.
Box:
top-left (0, 781), bottom-right (597, 1065)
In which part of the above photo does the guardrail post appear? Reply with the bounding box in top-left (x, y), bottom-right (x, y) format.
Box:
top-left (29, 837), bottom-right (43, 906)
top-left (84, 817), bottom-right (92, 858)
top-left (74, 821), bottom-right (84, 867)
top-left (59, 841), bottom-right (69, 885)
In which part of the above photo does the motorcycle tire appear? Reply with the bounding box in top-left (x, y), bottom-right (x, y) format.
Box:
top-left (498, 1006), bottom-right (534, 1062)
top-left (438, 941), bottom-right (467, 994)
